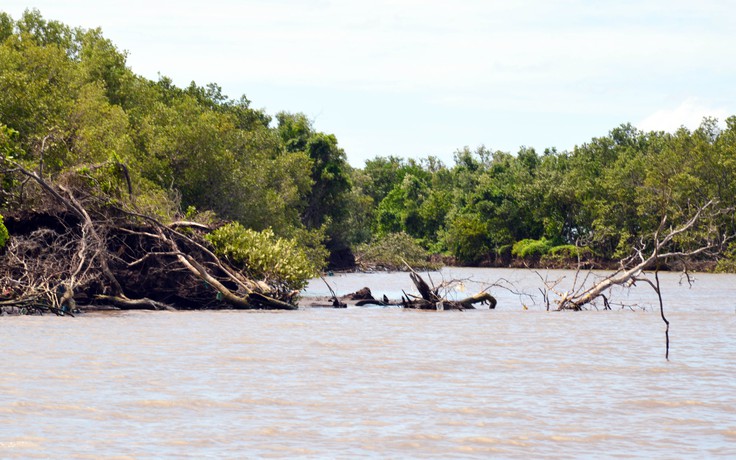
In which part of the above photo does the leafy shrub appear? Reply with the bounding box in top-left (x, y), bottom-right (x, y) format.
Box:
top-left (131, 179), bottom-right (181, 222)
top-left (715, 242), bottom-right (736, 273)
top-left (511, 238), bottom-right (553, 259)
top-left (284, 225), bottom-right (330, 275)
top-left (547, 244), bottom-right (591, 259)
top-left (356, 232), bottom-right (439, 270)
top-left (541, 244), bottom-right (593, 265)
top-left (0, 214), bottom-right (8, 249)
top-left (205, 223), bottom-right (319, 292)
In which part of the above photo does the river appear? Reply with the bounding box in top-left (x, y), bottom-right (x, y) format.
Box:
top-left (2, 268), bottom-right (735, 458)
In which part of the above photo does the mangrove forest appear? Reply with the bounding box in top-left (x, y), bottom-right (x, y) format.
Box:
top-left (2, 10), bottom-right (736, 313)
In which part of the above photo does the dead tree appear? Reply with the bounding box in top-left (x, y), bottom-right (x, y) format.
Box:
top-left (541, 200), bottom-right (730, 360)
top-left (555, 200), bottom-right (722, 311)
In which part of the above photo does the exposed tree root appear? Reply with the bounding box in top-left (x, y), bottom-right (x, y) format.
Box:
top-left (0, 160), bottom-right (299, 314)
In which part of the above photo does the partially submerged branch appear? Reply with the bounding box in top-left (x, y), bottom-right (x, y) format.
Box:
top-left (401, 260), bottom-right (497, 310)
top-left (557, 200), bottom-right (722, 311)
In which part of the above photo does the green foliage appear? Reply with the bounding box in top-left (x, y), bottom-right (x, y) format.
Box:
top-left (0, 11), bottom-right (345, 278)
top-left (541, 244), bottom-right (593, 265)
top-left (275, 112), bottom-right (355, 253)
top-left (283, 224), bottom-right (330, 274)
top-left (546, 244), bottom-right (591, 259)
top-left (511, 238), bottom-right (553, 259)
top-left (0, 214), bottom-right (8, 249)
top-left (0, 124), bottom-right (19, 157)
top-left (0, 13), bottom-right (13, 42)
top-left (442, 213), bottom-right (491, 265)
top-left (2, 10), bottom-right (736, 272)
top-left (355, 232), bottom-right (439, 271)
top-left (714, 242), bottom-right (736, 273)
top-left (205, 223), bottom-right (319, 292)
top-left (130, 178), bottom-right (180, 222)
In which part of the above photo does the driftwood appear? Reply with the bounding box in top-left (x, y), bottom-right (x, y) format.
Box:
top-left (320, 275), bottom-right (346, 308)
top-left (95, 295), bottom-right (174, 311)
top-left (401, 263), bottom-right (497, 310)
top-left (354, 293), bottom-right (390, 306)
top-left (457, 292), bottom-right (497, 309)
top-left (347, 287), bottom-right (374, 300)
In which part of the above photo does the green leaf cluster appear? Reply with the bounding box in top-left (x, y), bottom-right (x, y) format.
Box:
top-left (512, 238), bottom-right (553, 260)
top-left (714, 242), bottom-right (736, 273)
top-left (205, 223), bottom-right (319, 292)
top-left (541, 244), bottom-right (593, 266)
top-left (0, 214), bottom-right (8, 248)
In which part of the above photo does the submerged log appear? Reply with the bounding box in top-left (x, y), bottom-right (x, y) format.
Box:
top-left (95, 295), bottom-right (174, 311)
top-left (346, 287), bottom-right (374, 300)
top-left (355, 299), bottom-right (389, 306)
top-left (457, 292), bottom-right (497, 309)
top-left (402, 269), bottom-right (497, 310)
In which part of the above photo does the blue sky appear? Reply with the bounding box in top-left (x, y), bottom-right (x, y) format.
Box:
top-left (4, 1), bottom-right (735, 166)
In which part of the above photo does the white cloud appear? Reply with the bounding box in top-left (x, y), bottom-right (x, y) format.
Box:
top-left (637, 98), bottom-right (729, 133)
top-left (4, 0), bottom-right (736, 162)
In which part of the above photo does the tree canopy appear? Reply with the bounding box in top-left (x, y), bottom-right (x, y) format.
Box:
top-left (2, 9), bottom-right (735, 274)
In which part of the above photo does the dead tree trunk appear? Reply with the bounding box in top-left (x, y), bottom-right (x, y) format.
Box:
top-left (557, 200), bottom-right (719, 311)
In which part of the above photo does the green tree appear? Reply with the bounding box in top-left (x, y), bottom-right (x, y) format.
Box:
top-left (75, 27), bottom-right (133, 107)
top-left (0, 12), bottom-right (13, 42)
top-left (442, 212), bottom-right (491, 265)
top-left (362, 155), bottom-right (405, 204)
top-left (276, 112), bottom-right (353, 258)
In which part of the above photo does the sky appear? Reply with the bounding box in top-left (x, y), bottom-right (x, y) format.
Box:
top-left (4, 0), bottom-right (735, 166)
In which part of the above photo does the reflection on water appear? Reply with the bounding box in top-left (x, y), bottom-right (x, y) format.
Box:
top-left (2, 269), bottom-right (735, 458)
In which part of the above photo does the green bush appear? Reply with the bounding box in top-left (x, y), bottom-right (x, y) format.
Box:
top-left (284, 225), bottom-right (330, 276)
top-left (541, 244), bottom-right (593, 265)
top-left (715, 242), bottom-right (736, 273)
top-left (0, 214), bottom-right (8, 249)
top-left (356, 232), bottom-right (439, 270)
top-left (205, 223), bottom-right (319, 292)
top-left (547, 244), bottom-right (591, 259)
top-left (511, 238), bottom-right (553, 259)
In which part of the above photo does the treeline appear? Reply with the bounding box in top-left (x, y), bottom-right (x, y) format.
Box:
top-left (356, 122), bottom-right (736, 270)
top-left (2, 10), bottom-right (736, 274)
top-left (0, 9), bottom-right (355, 274)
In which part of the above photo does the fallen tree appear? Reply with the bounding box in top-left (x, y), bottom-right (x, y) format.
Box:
top-left (537, 199), bottom-right (732, 359)
top-left (0, 159), bottom-right (303, 314)
top-left (309, 272), bottom-right (499, 310)
top-left (547, 200), bottom-right (727, 311)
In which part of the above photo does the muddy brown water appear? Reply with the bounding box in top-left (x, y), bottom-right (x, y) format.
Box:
top-left (2, 268), bottom-right (735, 458)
